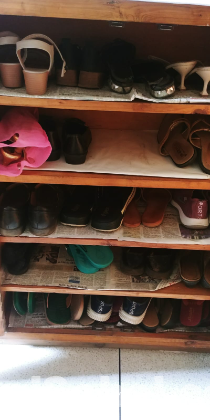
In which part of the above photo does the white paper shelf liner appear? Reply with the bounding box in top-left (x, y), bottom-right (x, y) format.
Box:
top-left (26, 129), bottom-right (210, 180)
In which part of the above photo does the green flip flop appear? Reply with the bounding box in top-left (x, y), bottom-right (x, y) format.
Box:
top-left (13, 292), bottom-right (28, 316)
top-left (27, 293), bottom-right (36, 314)
top-left (77, 245), bottom-right (114, 269)
top-left (66, 245), bottom-right (99, 274)
top-left (44, 293), bottom-right (71, 325)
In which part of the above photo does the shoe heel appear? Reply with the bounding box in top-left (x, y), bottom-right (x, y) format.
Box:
top-left (56, 69), bottom-right (78, 87)
top-left (0, 63), bottom-right (23, 88)
top-left (64, 153), bottom-right (87, 164)
top-left (78, 71), bottom-right (104, 89)
top-left (23, 70), bottom-right (49, 95)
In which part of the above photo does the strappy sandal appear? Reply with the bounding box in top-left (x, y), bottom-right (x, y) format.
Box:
top-left (0, 31), bottom-right (22, 88)
top-left (189, 117), bottom-right (210, 174)
top-left (166, 61), bottom-right (197, 90)
top-left (157, 114), bottom-right (196, 167)
top-left (16, 34), bottom-right (66, 95)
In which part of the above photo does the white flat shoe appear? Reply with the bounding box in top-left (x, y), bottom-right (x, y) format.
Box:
top-left (166, 60), bottom-right (197, 90)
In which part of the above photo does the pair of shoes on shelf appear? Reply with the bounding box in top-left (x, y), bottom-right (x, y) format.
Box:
top-left (167, 60), bottom-right (210, 96)
top-left (157, 299), bottom-right (209, 329)
top-left (158, 114), bottom-right (210, 174)
top-left (60, 186), bottom-right (136, 232)
top-left (123, 188), bottom-right (171, 228)
top-left (0, 32), bottom-right (66, 94)
top-left (2, 243), bottom-right (35, 274)
top-left (180, 250), bottom-right (210, 288)
top-left (65, 244), bottom-right (113, 274)
top-left (0, 183), bottom-right (63, 237)
top-left (120, 247), bottom-right (175, 279)
top-left (171, 189), bottom-right (209, 229)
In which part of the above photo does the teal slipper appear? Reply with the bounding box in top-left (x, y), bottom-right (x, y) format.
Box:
top-left (77, 245), bottom-right (114, 268)
top-left (13, 292), bottom-right (28, 315)
top-left (66, 245), bottom-right (99, 274)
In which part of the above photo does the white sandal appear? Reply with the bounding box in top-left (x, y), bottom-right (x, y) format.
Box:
top-left (189, 66), bottom-right (210, 96)
top-left (0, 31), bottom-right (22, 88)
top-left (166, 60), bottom-right (197, 90)
top-left (16, 34), bottom-right (66, 95)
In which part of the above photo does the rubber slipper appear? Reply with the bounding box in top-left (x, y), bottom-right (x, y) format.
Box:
top-left (123, 198), bottom-right (141, 228)
top-left (141, 299), bottom-right (159, 332)
top-left (44, 293), bottom-right (71, 325)
top-left (79, 296), bottom-right (95, 326)
top-left (27, 293), bottom-right (36, 314)
top-left (189, 117), bottom-right (210, 174)
top-left (77, 245), bottom-right (113, 269)
top-left (201, 252), bottom-right (210, 288)
top-left (66, 245), bottom-right (99, 274)
top-left (180, 299), bottom-right (204, 327)
top-left (70, 295), bottom-right (84, 321)
top-left (13, 292), bottom-right (28, 316)
top-left (180, 251), bottom-right (202, 287)
top-left (142, 188), bottom-right (171, 227)
top-left (160, 299), bottom-right (181, 329)
top-left (158, 114), bottom-right (195, 167)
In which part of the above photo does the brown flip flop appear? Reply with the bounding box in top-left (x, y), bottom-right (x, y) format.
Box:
top-left (180, 250), bottom-right (202, 287)
top-left (123, 198), bottom-right (141, 228)
top-left (160, 299), bottom-right (181, 329)
top-left (189, 117), bottom-right (210, 174)
top-left (157, 114), bottom-right (195, 167)
top-left (70, 294), bottom-right (84, 321)
top-left (201, 252), bottom-right (210, 289)
top-left (79, 296), bottom-right (95, 326)
top-left (141, 299), bottom-right (159, 332)
top-left (180, 299), bottom-right (204, 327)
top-left (142, 188), bottom-right (171, 227)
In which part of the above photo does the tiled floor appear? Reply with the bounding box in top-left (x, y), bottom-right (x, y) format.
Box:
top-left (1, 346), bottom-right (210, 420)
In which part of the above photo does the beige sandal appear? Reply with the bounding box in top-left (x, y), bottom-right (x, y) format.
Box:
top-left (157, 114), bottom-right (196, 167)
top-left (166, 61), bottom-right (197, 90)
top-left (16, 34), bottom-right (66, 95)
top-left (0, 31), bottom-right (23, 88)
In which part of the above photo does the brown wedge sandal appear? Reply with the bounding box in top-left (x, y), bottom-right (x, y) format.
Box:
top-left (142, 188), bottom-right (171, 227)
top-left (189, 117), bottom-right (210, 174)
top-left (157, 114), bottom-right (195, 167)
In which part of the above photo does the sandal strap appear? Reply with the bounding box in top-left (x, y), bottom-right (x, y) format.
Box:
top-left (0, 31), bottom-right (20, 45)
top-left (157, 114), bottom-right (191, 156)
top-left (189, 117), bottom-right (210, 148)
top-left (16, 34), bottom-right (66, 77)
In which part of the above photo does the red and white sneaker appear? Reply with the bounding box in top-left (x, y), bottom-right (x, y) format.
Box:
top-left (171, 190), bottom-right (209, 229)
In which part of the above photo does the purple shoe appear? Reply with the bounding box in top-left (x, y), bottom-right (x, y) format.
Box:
top-left (171, 189), bottom-right (208, 229)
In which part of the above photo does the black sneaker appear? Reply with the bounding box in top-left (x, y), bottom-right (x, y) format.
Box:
top-left (62, 118), bottom-right (92, 164)
top-left (55, 38), bottom-right (80, 87)
top-left (119, 297), bottom-right (151, 325)
top-left (146, 249), bottom-right (175, 279)
top-left (87, 295), bottom-right (114, 322)
top-left (0, 183), bottom-right (30, 236)
top-left (39, 116), bottom-right (61, 162)
top-left (60, 186), bottom-right (96, 227)
top-left (78, 42), bottom-right (104, 89)
top-left (91, 187), bottom-right (136, 231)
top-left (120, 247), bottom-right (147, 276)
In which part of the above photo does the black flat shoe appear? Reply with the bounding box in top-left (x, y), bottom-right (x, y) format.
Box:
top-left (55, 38), bottom-right (80, 87)
top-left (78, 42), bottom-right (104, 89)
top-left (146, 249), bottom-right (175, 279)
top-left (91, 186), bottom-right (136, 231)
top-left (62, 118), bottom-right (92, 164)
top-left (0, 183), bottom-right (30, 236)
top-left (120, 247), bottom-right (147, 276)
top-left (60, 186), bottom-right (96, 227)
top-left (28, 184), bottom-right (63, 236)
top-left (133, 58), bottom-right (175, 99)
top-left (40, 116), bottom-right (61, 162)
top-left (2, 243), bottom-right (36, 275)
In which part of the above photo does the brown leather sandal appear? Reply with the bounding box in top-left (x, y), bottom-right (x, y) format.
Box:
top-left (142, 188), bottom-right (171, 227)
top-left (157, 114), bottom-right (195, 167)
top-left (189, 117), bottom-right (210, 174)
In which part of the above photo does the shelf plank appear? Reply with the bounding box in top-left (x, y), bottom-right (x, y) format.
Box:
top-left (1, 95), bottom-right (210, 114)
top-left (2, 281), bottom-right (210, 300)
top-left (3, 329), bottom-right (210, 351)
top-left (0, 0), bottom-right (210, 27)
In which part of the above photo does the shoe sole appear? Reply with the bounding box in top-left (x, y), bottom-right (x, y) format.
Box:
top-left (87, 298), bottom-right (112, 322)
top-left (60, 221), bottom-right (88, 227)
top-left (119, 300), bottom-right (151, 325)
top-left (171, 199), bottom-right (209, 229)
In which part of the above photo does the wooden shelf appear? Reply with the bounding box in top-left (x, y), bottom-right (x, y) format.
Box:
top-left (1, 94), bottom-right (210, 114)
top-left (2, 329), bottom-right (210, 351)
top-left (0, 0), bottom-right (210, 27)
top-left (2, 281), bottom-right (210, 300)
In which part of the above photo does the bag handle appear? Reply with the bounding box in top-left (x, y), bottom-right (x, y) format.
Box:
top-left (16, 34), bottom-right (66, 77)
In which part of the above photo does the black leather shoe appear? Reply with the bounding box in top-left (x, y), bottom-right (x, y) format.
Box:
top-left (2, 243), bottom-right (36, 275)
top-left (62, 118), bottom-right (92, 164)
top-left (91, 186), bottom-right (136, 231)
top-left (103, 39), bottom-right (135, 94)
top-left (78, 42), bottom-right (104, 89)
top-left (28, 184), bottom-right (63, 236)
top-left (40, 116), bottom-right (61, 161)
top-left (146, 249), bottom-right (175, 279)
top-left (55, 38), bottom-right (80, 87)
top-left (120, 247), bottom-right (147, 275)
top-left (0, 183), bottom-right (30, 236)
top-left (60, 186), bottom-right (96, 226)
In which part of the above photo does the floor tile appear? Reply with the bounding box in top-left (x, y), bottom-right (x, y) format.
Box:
top-left (120, 349), bottom-right (210, 420)
top-left (0, 345), bottom-right (119, 420)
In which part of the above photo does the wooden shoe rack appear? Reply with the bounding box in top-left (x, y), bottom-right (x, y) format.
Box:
top-left (2, 0), bottom-right (210, 351)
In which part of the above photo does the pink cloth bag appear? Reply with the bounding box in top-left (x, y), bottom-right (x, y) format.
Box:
top-left (0, 107), bottom-right (52, 176)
